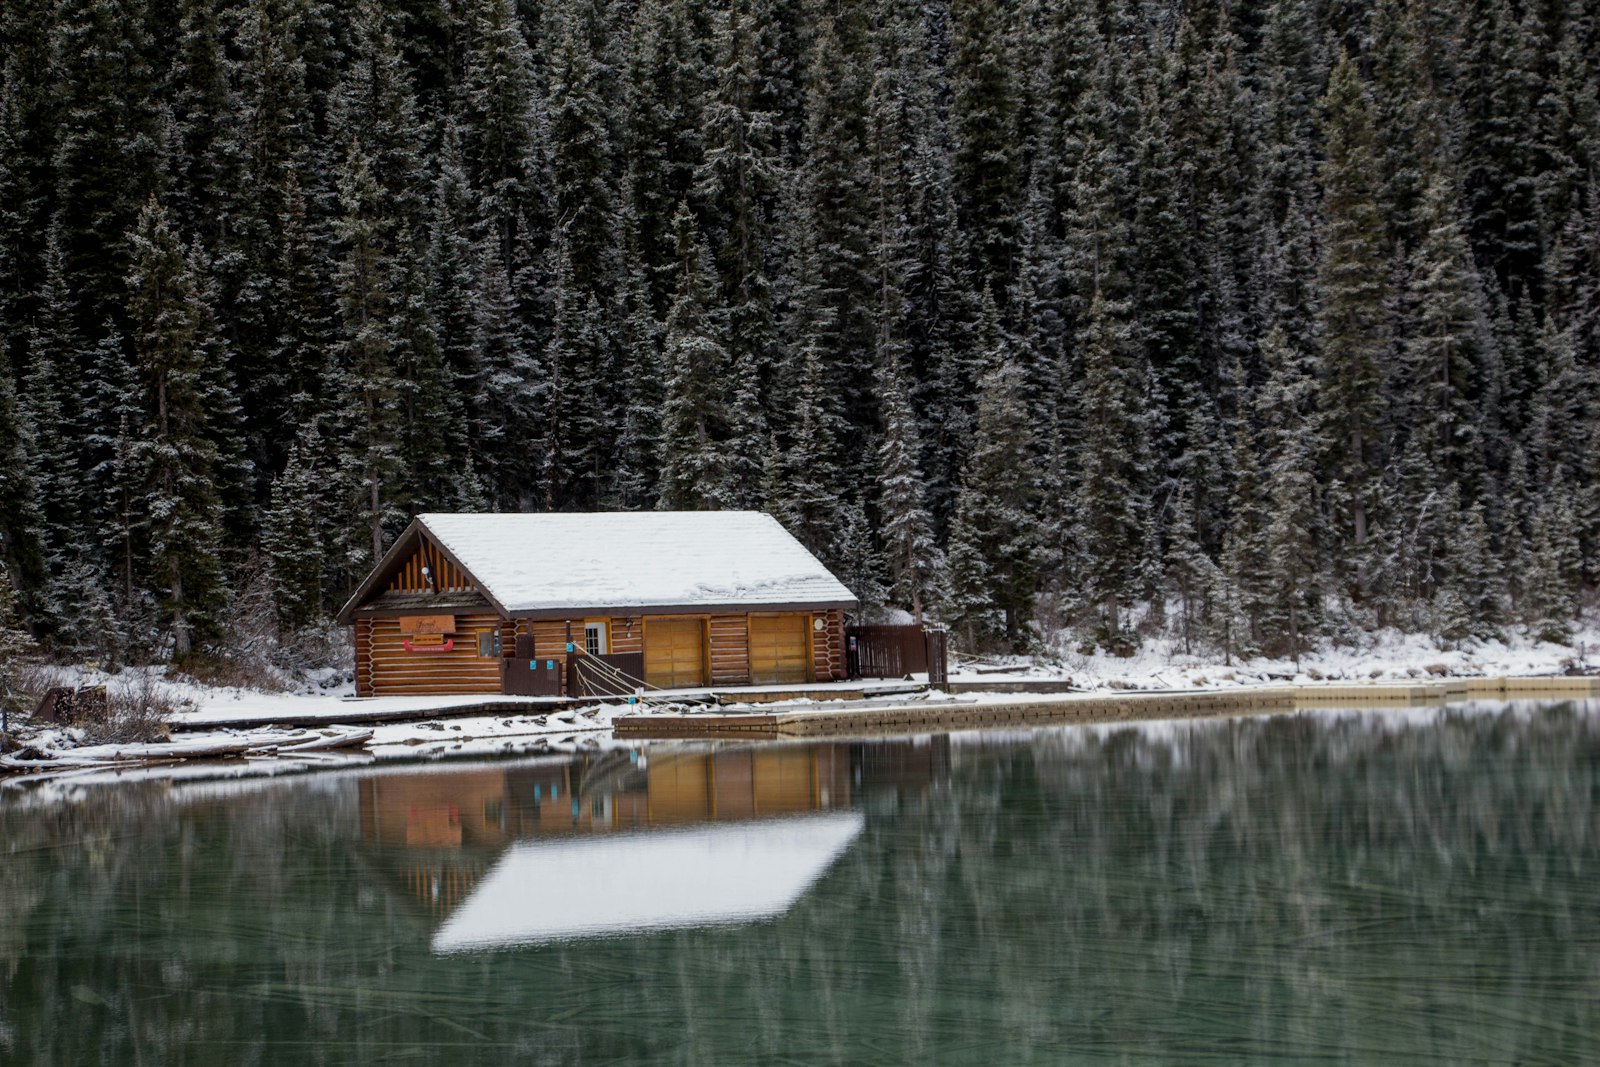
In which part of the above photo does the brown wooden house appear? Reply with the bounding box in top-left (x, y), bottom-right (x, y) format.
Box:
top-left (336, 511), bottom-right (859, 697)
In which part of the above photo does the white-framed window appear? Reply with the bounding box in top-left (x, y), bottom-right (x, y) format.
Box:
top-left (585, 621), bottom-right (608, 656)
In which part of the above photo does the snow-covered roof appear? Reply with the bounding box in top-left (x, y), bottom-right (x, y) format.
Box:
top-left (407, 511), bottom-right (857, 616)
top-left (430, 812), bottom-right (865, 953)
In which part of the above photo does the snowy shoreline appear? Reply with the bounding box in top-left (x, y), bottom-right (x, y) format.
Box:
top-left (4, 624), bottom-right (1598, 792)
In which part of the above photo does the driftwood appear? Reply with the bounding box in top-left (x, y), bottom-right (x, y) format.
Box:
top-left (0, 727), bottom-right (375, 775)
top-left (277, 729), bottom-right (374, 753)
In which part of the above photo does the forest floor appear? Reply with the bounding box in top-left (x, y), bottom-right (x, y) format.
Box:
top-left (4, 623), bottom-right (1597, 791)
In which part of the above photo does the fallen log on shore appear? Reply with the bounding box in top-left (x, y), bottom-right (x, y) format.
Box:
top-left (0, 727), bottom-right (374, 775)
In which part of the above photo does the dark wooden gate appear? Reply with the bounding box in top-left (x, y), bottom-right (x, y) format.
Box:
top-left (846, 625), bottom-right (949, 688)
top-left (502, 656), bottom-right (563, 696)
top-left (502, 632), bottom-right (562, 696)
top-left (568, 652), bottom-right (648, 698)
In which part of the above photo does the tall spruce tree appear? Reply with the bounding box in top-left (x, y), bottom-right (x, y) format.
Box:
top-left (1074, 287), bottom-right (1153, 645)
top-left (1256, 327), bottom-right (1322, 658)
top-left (875, 349), bottom-right (939, 623)
top-left (125, 198), bottom-right (230, 655)
top-left (946, 355), bottom-right (1043, 650)
top-left (1316, 53), bottom-right (1393, 607)
top-left (657, 205), bottom-right (734, 510)
top-left (329, 142), bottom-right (404, 571)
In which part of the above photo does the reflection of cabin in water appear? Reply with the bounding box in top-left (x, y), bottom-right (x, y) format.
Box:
top-left (337, 512), bottom-right (859, 697)
top-left (360, 739), bottom-right (949, 928)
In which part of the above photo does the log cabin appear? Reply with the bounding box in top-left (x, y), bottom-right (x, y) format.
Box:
top-left (336, 511), bottom-right (859, 697)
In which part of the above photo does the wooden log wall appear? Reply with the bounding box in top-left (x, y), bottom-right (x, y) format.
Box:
top-left (367, 609), bottom-right (846, 698)
top-left (355, 618), bottom-right (374, 697)
top-left (366, 612), bottom-right (504, 696)
top-left (610, 617), bottom-right (643, 655)
top-left (811, 609), bottom-right (845, 682)
top-left (709, 614), bottom-right (751, 686)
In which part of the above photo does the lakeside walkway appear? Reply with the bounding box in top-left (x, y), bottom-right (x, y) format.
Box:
top-left (613, 675), bottom-right (1600, 740)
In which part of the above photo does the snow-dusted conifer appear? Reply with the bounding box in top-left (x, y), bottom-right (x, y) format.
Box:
top-left (125, 197), bottom-right (230, 656)
top-left (658, 204), bottom-right (733, 510)
top-left (946, 355), bottom-right (1043, 650)
top-left (330, 142), bottom-right (403, 570)
top-left (876, 351), bottom-right (940, 623)
top-left (770, 340), bottom-right (847, 566)
top-left (1316, 53), bottom-right (1392, 599)
top-left (1524, 477), bottom-right (1581, 642)
top-left (1403, 173), bottom-right (1492, 490)
top-left (1075, 289), bottom-right (1151, 645)
top-left (262, 435), bottom-right (325, 636)
top-left (1256, 327), bottom-right (1322, 659)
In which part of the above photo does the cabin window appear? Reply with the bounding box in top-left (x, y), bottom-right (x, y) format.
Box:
top-left (585, 622), bottom-right (608, 656)
top-left (477, 632), bottom-right (501, 658)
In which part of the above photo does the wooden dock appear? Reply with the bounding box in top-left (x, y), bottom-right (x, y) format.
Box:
top-left (613, 676), bottom-right (1600, 740)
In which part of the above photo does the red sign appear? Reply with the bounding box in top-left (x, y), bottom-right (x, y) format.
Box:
top-left (398, 615), bottom-right (456, 635)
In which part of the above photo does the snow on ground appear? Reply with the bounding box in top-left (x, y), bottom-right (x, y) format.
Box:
top-left (951, 625), bottom-right (1600, 690)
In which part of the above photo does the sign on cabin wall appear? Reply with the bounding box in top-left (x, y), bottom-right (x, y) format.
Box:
top-left (398, 615), bottom-right (457, 635)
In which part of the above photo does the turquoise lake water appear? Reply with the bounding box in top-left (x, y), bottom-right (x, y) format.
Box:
top-left (3, 703), bottom-right (1597, 1064)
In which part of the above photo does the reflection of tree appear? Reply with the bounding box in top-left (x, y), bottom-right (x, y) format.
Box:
top-left (2, 707), bottom-right (1598, 1064)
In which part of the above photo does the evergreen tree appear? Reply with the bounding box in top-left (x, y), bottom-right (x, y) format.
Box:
top-left (0, 561), bottom-right (38, 731)
top-left (786, 7), bottom-right (877, 454)
top-left (1164, 484), bottom-right (1223, 657)
top-left (946, 357), bottom-right (1043, 650)
top-left (1524, 476), bottom-right (1581, 642)
top-left (875, 350), bottom-right (939, 623)
top-left (548, 7), bottom-right (618, 294)
top-left (770, 339), bottom-right (849, 569)
top-left (1255, 328), bottom-right (1322, 659)
top-left (1401, 173), bottom-right (1492, 492)
top-left (262, 435), bottom-right (325, 635)
top-left (329, 142), bottom-right (404, 571)
top-left (1075, 290), bottom-right (1152, 645)
top-left (624, 0), bottom-right (708, 311)
top-left (459, 0), bottom-right (545, 276)
top-left (50, 0), bottom-right (162, 337)
top-left (611, 228), bottom-right (666, 509)
top-left (80, 324), bottom-right (143, 641)
top-left (227, 0), bottom-right (326, 486)
top-left (1220, 415), bottom-right (1271, 660)
top-left (657, 205), bottom-right (734, 510)
top-left (1436, 499), bottom-right (1504, 643)
top-left (125, 198), bottom-right (230, 655)
top-left (1457, 0), bottom-right (1544, 304)
top-left (948, 0), bottom-right (1022, 295)
top-left (1315, 54), bottom-right (1392, 604)
top-left (0, 334), bottom-right (46, 628)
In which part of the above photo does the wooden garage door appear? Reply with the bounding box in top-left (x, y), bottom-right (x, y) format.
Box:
top-left (645, 618), bottom-right (706, 688)
top-left (749, 615), bottom-right (810, 685)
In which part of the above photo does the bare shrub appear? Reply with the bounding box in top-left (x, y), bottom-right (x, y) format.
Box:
top-left (170, 557), bottom-right (350, 691)
top-left (9, 662), bottom-right (70, 717)
top-left (78, 675), bottom-right (193, 745)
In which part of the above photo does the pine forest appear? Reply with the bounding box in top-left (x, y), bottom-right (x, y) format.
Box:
top-left (2, 0), bottom-right (1599, 669)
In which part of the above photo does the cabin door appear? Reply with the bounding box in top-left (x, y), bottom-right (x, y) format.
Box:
top-left (644, 618), bottom-right (706, 689)
top-left (748, 615), bottom-right (811, 685)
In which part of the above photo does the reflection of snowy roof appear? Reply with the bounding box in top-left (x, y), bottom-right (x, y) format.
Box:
top-left (419, 511), bottom-right (857, 615)
top-left (430, 812), bottom-right (865, 953)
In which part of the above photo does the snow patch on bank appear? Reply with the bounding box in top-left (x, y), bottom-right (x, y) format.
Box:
top-left (952, 625), bottom-right (1600, 691)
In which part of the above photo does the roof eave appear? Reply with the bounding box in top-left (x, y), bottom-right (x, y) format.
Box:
top-left (334, 516), bottom-right (512, 624)
top-left (501, 599), bottom-right (859, 621)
